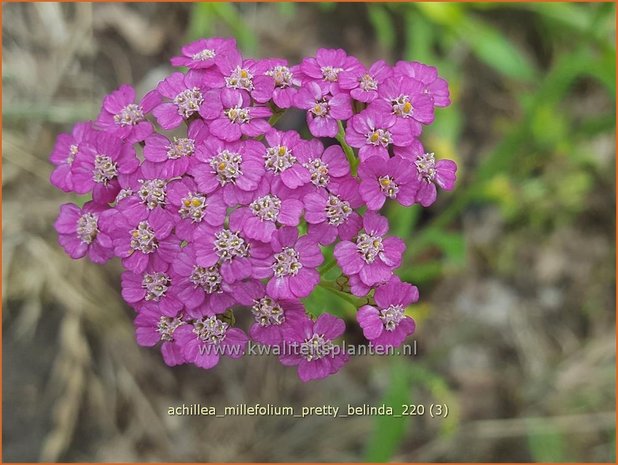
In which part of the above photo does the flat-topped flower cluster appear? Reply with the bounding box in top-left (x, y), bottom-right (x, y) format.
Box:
top-left (51, 38), bottom-right (456, 382)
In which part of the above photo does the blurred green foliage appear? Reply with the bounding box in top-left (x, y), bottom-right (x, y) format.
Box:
top-left (186, 2), bottom-right (615, 461)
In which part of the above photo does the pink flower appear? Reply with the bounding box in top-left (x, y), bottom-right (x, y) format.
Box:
top-left (299, 48), bottom-right (363, 94)
top-left (114, 163), bottom-right (170, 217)
top-left (263, 58), bottom-right (301, 108)
top-left (262, 130), bottom-right (311, 189)
top-left (171, 244), bottom-right (246, 316)
top-left (152, 72), bottom-right (209, 130)
top-left (279, 313), bottom-right (348, 382)
top-left (236, 280), bottom-right (307, 346)
top-left (174, 316), bottom-right (248, 369)
top-left (170, 37), bottom-right (236, 70)
top-left (252, 227), bottom-right (323, 300)
top-left (294, 139), bottom-right (349, 189)
top-left (334, 211), bottom-right (405, 288)
top-left (304, 176), bottom-right (363, 245)
top-left (202, 48), bottom-right (275, 103)
top-left (71, 132), bottom-right (138, 204)
top-left (394, 60), bottom-right (451, 108)
top-left (199, 88), bottom-right (271, 141)
top-left (49, 121), bottom-right (94, 192)
top-left (192, 222), bottom-right (260, 284)
top-left (369, 76), bottom-right (434, 130)
top-left (339, 59), bottom-right (393, 103)
top-left (96, 84), bottom-right (160, 143)
top-left (190, 137), bottom-right (265, 206)
top-left (134, 307), bottom-right (187, 366)
top-left (294, 82), bottom-right (353, 137)
top-left (345, 108), bottom-right (417, 162)
top-left (357, 277), bottom-right (417, 347)
top-left (143, 119), bottom-right (209, 178)
top-left (229, 177), bottom-right (304, 243)
top-left (54, 201), bottom-right (114, 264)
top-left (103, 206), bottom-right (178, 274)
top-left (121, 262), bottom-right (183, 316)
top-left (166, 176), bottom-right (226, 241)
top-left (411, 152), bottom-right (457, 207)
top-left (358, 156), bottom-right (419, 210)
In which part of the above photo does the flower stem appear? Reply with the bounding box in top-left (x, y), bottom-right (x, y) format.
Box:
top-left (336, 120), bottom-right (358, 176)
top-left (318, 278), bottom-right (364, 308)
top-left (320, 255), bottom-right (338, 274)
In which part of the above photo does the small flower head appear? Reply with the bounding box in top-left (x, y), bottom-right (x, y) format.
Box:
top-left (334, 211), bottom-right (405, 287)
top-left (358, 156), bottom-right (419, 210)
top-left (357, 277), bottom-right (418, 347)
top-left (279, 313), bottom-right (348, 382)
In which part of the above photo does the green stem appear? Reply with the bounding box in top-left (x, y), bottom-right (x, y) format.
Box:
top-left (268, 110), bottom-right (284, 126)
top-left (336, 120), bottom-right (358, 176)
top-left (319, 256), bottom-right (338, 274)
top-left (318, 279), bottom-right (364, 308)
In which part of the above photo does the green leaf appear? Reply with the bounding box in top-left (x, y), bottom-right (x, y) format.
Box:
top-left (365, 359), bottom-right (412, 462)
top-left (368, 4), bottom-right (396, 51)
top-left (527, 429), bottom-right (567, 462)
top-left (458, 18), bottom-right (537, 81)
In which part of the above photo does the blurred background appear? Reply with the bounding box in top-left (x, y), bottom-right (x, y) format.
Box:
top-left (2, 2), bottom-right (616, 462)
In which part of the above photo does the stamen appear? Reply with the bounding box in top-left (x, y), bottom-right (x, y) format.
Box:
top-left (366, 129), bottom-right (392, 147)
top-left (138, 179), bottom-right (167, 209)
top-left (250, 195), bottom-right (282, 222)
top-left (225, 106), bottom-right (251, 124)
top-left (356, 232), bottom-right (383, 263)
top-left (359, 73), bottom-right (378, 91)
top-left (191, 49), bottom-right (216, 61)
top-left (213, 229), bottom-right (249, 261)
top-left (392, 95), bottom-right (413, 118)
top-left (272, 247), bottom-right (302, 277)
top-left (325, 194), bottom-right (352, 226)
top-left (304, 158), bottom-right (330, 187)
top-left (157, 315), bottom-right (184, 342)
top-left (179, 193), bottom-right (207, 222)
top-left (251, 297), bottom-right (285, 327)
top-left (266, 65), bottom-right (293, 88)
top-left (142, 272), bottom-right (171, 301)
top-left (192, 316), bottom-right (228, 344)
top-left (190, 265), bottom-right (223, 294)
top-left (76, 212), bottom-right (98, 244)
top-left (173, 87), bottom-right (204, 118)
top-left (301, 333), bottom-right (334, 361)
top-left (93, 154), bottom-right (118, 185)
top-left (264, 145), bottom-right (296, 174)
top-left (378, 175), bottom-right (399, 199)
top-left (130, 221), bottom-right (158, 254)
top-left (113, 103), bottom-right (144, 127)
top-left (166, 137), bottom-right (195, 159)
top-left (225, 66), bottom-right (254, 91)
top-left (210, 150), bottom-right (243, 185)
top-left (415, 152), bottom-right (437, 182)
top-left (379, 304), bottom-right (405, 331)
top-left (67, 144), bottom-right (79, 165)
top-left (321, 66), bottom-right (343, 82)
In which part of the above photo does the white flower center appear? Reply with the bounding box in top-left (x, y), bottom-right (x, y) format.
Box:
top-left (252, 297), bottom-right (285, 327)
top-left (173, 87), bottom-right (204, 118)
top-left (130, 221), bottom-right (158, 254)
top-left (113, 103), bottom-right (144, 126)
top-left (76, 212), bottom-right (98, 244)
top-left (356, 233), bottom-right (383, 264)
top-left (250, 195), bottom-right (282, 222)
top-left (272, 247), bottom-right (302, 277)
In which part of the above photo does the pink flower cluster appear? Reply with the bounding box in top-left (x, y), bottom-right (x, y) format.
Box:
top-left (51, 38), bottom-right (456, 382)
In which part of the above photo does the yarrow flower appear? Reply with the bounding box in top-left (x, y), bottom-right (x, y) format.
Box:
top-left (50, 38), bottom-right (456, 382)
